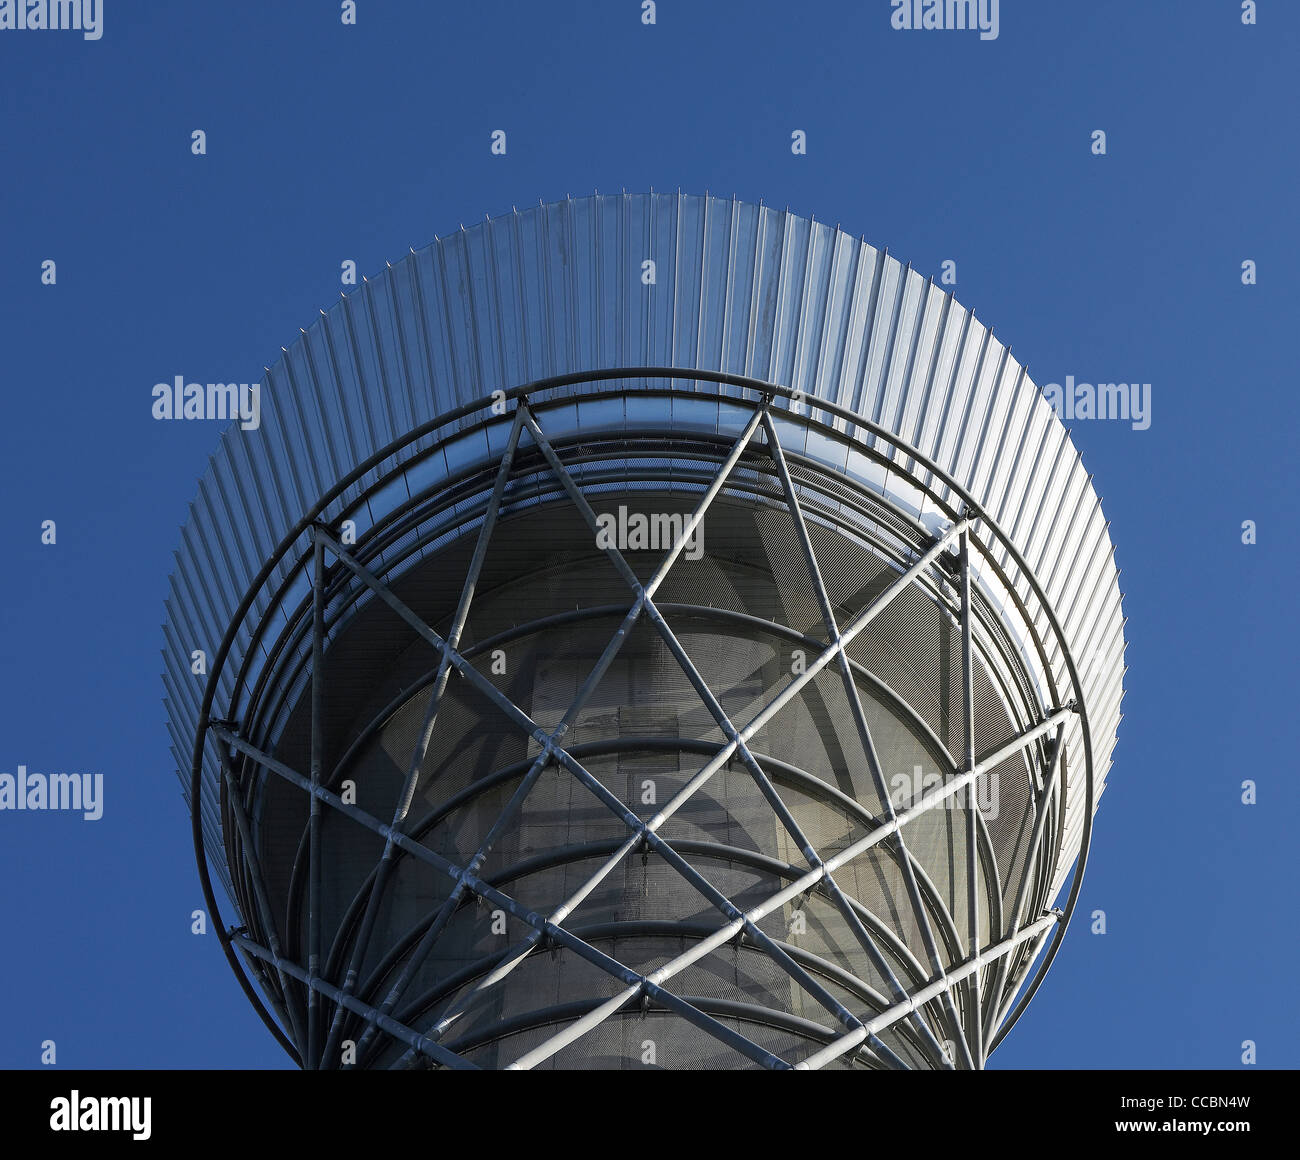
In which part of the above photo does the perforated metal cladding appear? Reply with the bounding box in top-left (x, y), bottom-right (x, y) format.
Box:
top-left (815, 526), bottom-right (1035, 919)
top-left (245, 484), bottom-right (1033, 1068)
top-left (371, 931), bottom-right (940, 1070)
top-left (424, 933), bottom-right (939, 1070)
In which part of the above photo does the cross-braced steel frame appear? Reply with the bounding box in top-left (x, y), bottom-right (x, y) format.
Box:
top-left (189, 367), bottom-right (1095, 1071)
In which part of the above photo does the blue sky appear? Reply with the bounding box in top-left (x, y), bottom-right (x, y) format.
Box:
top-left (0, 0), bottom-right (1295, 1069)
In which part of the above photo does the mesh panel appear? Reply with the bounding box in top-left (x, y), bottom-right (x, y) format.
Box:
top-left (247, 470), bottom-right (1043, 1069)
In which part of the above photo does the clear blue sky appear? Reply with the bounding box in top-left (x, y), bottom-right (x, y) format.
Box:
top-left (1, 0), bottom-right (1295, 1069)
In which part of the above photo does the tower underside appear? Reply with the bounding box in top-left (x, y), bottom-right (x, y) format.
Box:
top-left (164, 193), bottom-right (1124, 1071)
top-left (207, 387), bottom-right (1080, 1069)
